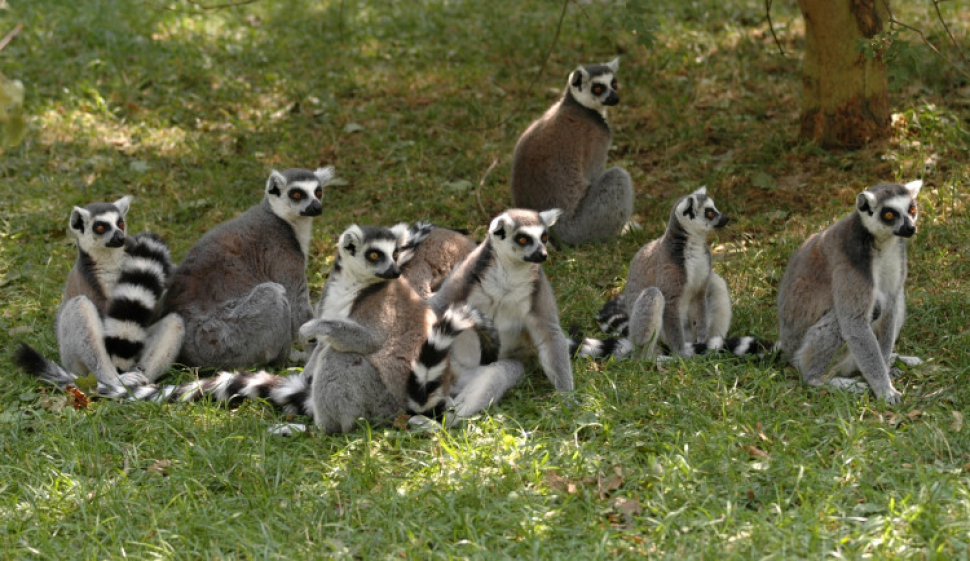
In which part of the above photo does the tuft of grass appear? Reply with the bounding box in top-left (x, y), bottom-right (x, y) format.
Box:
top-left (2, 0), bottom-right (969, 557)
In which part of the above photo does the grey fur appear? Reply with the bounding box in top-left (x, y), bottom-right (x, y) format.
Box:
top-left (777, 181), bottom-right (923, 404)
top-left (606, 187), bottom-right (733, 358)
top-left (394, 223), bottom-right (477, 299)
top-left (429, 208), bottom-right (573, 418)
top-left (50, 197), bottom-right (184, 389)
top-left (160, 167), bottom-right (333, 369)
top-left (510, 57), bottom-right (634, 244)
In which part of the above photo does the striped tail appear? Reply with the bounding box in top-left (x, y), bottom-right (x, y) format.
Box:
top-left (14, 343), bottom-right (79, 388)
top-left (568, 328), bottom-right (635, 360)
top-left (597, 298), bottom-right (630, 337)
top-left (406, 303), bottom-right (484, 417)
top-left (682, 336), bottom-right (776, 358)
top-left (103, 233), bottom-right (173, 372)
top-left (101, 370), bottom-right (314, 417)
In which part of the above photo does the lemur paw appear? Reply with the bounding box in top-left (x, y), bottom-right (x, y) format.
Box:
top-left (298, 319), bottom-right (334, 346)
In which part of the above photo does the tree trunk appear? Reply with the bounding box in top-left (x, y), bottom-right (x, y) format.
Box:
top-left (798, 0), bottom-right (890, 149)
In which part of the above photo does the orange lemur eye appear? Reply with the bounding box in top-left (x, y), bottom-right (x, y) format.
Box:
top-left (289, 190), bottom-right (303, 200)
top-left (516, 235), bottom-right (529, 246)
top-left (611, 79), bottom-right (618, 90)
top-left (908, 204), bottom-right (917, 216)
top-left (592, 85), bottom-right (605, 95)
top-left (540, 233), bottom-right (549, 244)
top-left (883, 210), bottom-right (895, 221)
top-left (705, 209), bottom-right (716, 219)
top-left (315, 187), bottom-right (323, 199)
top-left (117, 219), bottom-right (125, 230)
top-left (94, 224), bottom-right (107, 234)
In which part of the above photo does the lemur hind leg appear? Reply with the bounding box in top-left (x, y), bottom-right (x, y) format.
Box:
top-left (628, 287), bottom-right (664, 359)
top-left (793, 310), bottom-right (869, 393)
top-left (554, 167), bottom-right (634, 244)
top-left (135, 313), bottom-right (185, 382)
top-left (450, 359), bottom-right (525, 420)
top-left (179, 282), bottom-right (293, 370)
top-left (56, 296), bottom-right (123, 388)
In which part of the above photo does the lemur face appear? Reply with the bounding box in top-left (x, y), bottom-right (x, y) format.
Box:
top-left (489, 208), bottom-right (562, 264)
top-left (857, 181), bottom-right (921, 240)
top-left (568, 57), bottom-right (620, 110)
top-left (677, 187), bottom-right (729, 234)
top-left (265, 167), bottom-right (334, 222)
top-left (337, 225), bottom-right (401, 282)
top-left (69, 195), bottom-right (132, 253)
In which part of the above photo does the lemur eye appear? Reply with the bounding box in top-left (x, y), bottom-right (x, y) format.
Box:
top-left (289, 190), bottom-right (304, 200)
top-left (540, 233), bottom-right (549, 244)
top-left (392, 249), bottom-right (399, 260)
top-left (883, 210), bottom-right (896, 221)
top-left (366, 250), bottom-right (380, 262)
top-left (705, 209), bottom-right (716, 219)
top-left (908, 204), bottom-right (917, 216)
top-left (94, 223), bottom-right (107, 234)
top-left (592, 84), bottom-right (605, 96)
top-left (515, 235), bottom-right (529, 246)
top-left (611, 79), bottom-right (618, 90)
top-left (117, 219), bottom-right (125, 230)
top-left (314, 187), bottom-right (323, 199)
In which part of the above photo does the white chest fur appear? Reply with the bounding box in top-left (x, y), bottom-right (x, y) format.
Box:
top-left (319, 274), bottom-right (366, 320)
top-left (681, 238), bottom-right (711, 297)
top-left (871, 239), bottom-right (905, 313)
top-left (288, 217), bottom-right (313, 260)
top-left (468, 262), bottom-right (534, 355)
top-left (88, 247), bottom-right (127, 297)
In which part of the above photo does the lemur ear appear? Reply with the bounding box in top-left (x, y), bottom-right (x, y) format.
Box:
top-left (857, 191), bottom-right (877, 215)
top-left (680, 195), bottom-right (696, 218)
top-left (69, 207), bottom-right (90, 235)
top-left (339, 224), bottom-right (364, 256)
top-left (691, 186), bottom-right (707, 197)
top-left (605, 57), bottom-right (620, 72)
top-left (112, 195), bottom-right (133, 217)
top-left (570, 68), bottom-right (587, 89)
top-left (314, 166), bottom-right (335, 186)
top-left (266, 170), bottom-right (287, 197)
top-left (904, 179), bottom-right (922, 198)
top-left (389, 222), bottom-right (410, 246)
top-left (539, 208), bottom-right (563, 228)
top-left (489, 213), bottom-right (513, 240)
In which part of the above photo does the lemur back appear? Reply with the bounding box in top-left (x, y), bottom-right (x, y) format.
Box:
top-left (392, 222), bottom-right (477, 299)
top-left (598, 187), bottom-right (770, 359)
top-left (510, 58), bottom-right (633, 244)
top-left (161, 167), bottom-right (332, 369)
top-left (777, 181), bottom-right (923, 403)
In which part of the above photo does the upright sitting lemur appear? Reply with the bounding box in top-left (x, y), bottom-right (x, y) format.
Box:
top-left (160, 167), bottom-right (332, 369)
top-left (510, 57), bottom-right (634, 244)
top-left (428, 208), bottom-right (574, 418)
top-left (15, 196), bottom-right (184, 392)
top-left (777, 181), bottom-right (924, 404)
top-left (597, 187), bottom-right (770, 359)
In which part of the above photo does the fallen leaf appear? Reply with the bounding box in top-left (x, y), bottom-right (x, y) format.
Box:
top-left (146, 459), bottom-right (172, 476)
top-left (742, 445), bottom-right (770, 460)
top-left (65, 385), bottom-right (90, 410)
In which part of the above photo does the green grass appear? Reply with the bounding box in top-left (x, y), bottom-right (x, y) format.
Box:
top-left (2, 0), bottom-right (969, 557)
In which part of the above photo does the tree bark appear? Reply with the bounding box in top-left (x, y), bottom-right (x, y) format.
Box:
top-left (798, 0), bottom-right (891, 149)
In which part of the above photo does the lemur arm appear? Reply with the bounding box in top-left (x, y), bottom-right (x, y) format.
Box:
top-left (298, 318), bottom-right (382, 355)
top-left (875, 290), bottom-right (904, 365)
top-left (833, 275), bottom-right (896, 399)
top-left (524, 274), bottom-right (574, 392)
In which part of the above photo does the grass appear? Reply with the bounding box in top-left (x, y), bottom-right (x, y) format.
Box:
top-left (2, 0), bottom-right (969, 557)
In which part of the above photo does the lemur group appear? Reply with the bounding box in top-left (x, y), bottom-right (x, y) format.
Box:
top-left (15, 58), bottom-right (924, 433)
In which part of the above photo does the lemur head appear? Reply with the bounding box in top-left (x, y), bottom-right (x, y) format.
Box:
top-left (567, 57), bottom-right (620, 112)
top-left (673, 187), bottom-right (730, 235)
top-left (68, 195), bottom-right (132, 254)
top-left (856, 180), bottom-right (921, 240)
top-left (335, 224), bottom-right (401, 283)
top-left (489, 208), bottom-right (561, 265)
top-left (265, 166), bottom-right (333, 222)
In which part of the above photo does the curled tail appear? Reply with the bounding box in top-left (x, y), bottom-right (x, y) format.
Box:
top-left (103, 233), bottom-right (173, 371)
top-left (597, 297), bottom-right (630, 336)
top-left (104, 370), bottom-right (314, 417)
top-left (406, 304), bottom-right (484, 417)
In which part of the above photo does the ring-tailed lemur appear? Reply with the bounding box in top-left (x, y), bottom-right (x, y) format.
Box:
top-left (84, 225), bottom-right (482, 433)
top-left (597, 187), bottom-right (771, 359)
top-left (14, 196), bottom-right (184, 392)
top-left (390, 222), bottom-right (477, 300)
top-left (159, 167), bottom-right (332, 370)
top-left (427, 208), bottom-right (575, 419)
top-left (511, 57), bottom-right (634, 244)
top-left (777, 181), bottom-right (924, 404)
